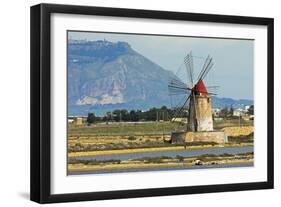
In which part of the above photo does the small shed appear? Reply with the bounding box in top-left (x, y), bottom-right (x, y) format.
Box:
top-left (73, 117), bottom-right (83, 125)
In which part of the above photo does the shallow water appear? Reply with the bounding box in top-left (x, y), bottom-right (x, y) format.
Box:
top-left (75, 146), bottom-right (253, 161)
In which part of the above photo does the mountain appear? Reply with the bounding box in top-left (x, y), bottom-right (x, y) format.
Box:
top-left (211, 97), bottom-right (253, 109)
top-left (68, 40), bottom-right (176, 115)
top-left (68, 40), bottom-right (253, 116)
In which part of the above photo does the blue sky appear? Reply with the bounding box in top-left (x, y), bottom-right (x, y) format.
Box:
top-left (69, 31), bottom-right (254, 100)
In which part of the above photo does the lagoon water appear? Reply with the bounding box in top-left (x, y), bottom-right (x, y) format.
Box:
top-left (75, 146), bottom-right (253, 161)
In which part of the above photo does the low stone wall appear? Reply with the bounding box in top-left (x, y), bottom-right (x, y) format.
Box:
top-left (171, 131), bottom-right (227, 144)
top-left (186, 131), bottom-right (227, 143)
top-left (222, 126), bottom-right (254, 137)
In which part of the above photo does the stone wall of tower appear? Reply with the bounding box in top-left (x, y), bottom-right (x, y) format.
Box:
top-left (188, 95), bottom-right (213, 132)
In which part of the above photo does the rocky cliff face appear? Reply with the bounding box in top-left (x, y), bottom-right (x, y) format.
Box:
top-left (68, 40), bottom-right (175, 115)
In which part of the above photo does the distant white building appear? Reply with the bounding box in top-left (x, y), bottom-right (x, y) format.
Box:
top-left (171, 117), bottom-right (188, 123)
top-left (244, 105), bottom-right (251, 111)
top-left (68, 119), bottom-right (74, 124)
top-left (73, 117), bottom-right (83, 125)
top-left (212, 108), bottom-right (221, 117)
top-left (233, 108), bottom-right (245, 117)
top-left (68, 116), bottom-right (86, 125)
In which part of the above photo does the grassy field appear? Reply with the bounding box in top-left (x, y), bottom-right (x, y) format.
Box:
top-left (68, 121), bottom-right (181, 136)
top-left (68, 119), bottom-right (253, 136)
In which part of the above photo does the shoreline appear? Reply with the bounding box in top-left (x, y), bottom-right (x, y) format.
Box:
top-left (68, 159), bottom-right (253, 173)
top-left (68, 143), bottom-right (253, 158)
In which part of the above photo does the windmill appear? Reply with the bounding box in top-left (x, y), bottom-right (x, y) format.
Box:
top-left (168, 51), bottom-right (219, 132)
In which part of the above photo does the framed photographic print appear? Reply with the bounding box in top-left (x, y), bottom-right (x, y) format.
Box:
top-left (30, 3), bottom-right (274, 203)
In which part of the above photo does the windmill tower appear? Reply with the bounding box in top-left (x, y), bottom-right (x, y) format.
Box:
top-left (188, 79), bottom-right (213, 132)
top-left (168, 52), bottom-right (226, 143)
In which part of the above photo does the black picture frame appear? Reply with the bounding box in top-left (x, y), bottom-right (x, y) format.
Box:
top-left (30, 3), bottom-right (274, 204)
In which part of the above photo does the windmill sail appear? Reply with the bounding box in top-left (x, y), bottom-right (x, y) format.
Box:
top-left (169, 51), bottom-right (218, 132)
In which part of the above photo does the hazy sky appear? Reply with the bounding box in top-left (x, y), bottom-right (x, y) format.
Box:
top-left (69, 31), bottom-right (254, 100)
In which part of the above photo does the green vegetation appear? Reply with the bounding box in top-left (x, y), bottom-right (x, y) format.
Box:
top-left (84, 106), bottom-right (176, 124)
top-left (69, 121), bottom-right (181, 136)
top-left (68, 159), bottom-right (121, 165)
top-left (128, 135), bottom-right (137, 141)
top-left (83, 105), bottom-right (254, 125)
top-left (86, 113), bottom-right (96, 124)
top-left (68, 140), bottom-right (183, 152)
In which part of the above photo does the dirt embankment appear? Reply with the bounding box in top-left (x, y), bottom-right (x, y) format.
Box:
top-left (222, 126), bottom-right (254, 137)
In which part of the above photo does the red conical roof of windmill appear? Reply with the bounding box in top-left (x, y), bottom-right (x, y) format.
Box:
top-left (194, 79), bottom-right (208, 96)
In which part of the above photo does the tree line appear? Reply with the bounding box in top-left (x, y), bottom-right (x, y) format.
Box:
top-left (86, 105), bottom-right (254, 124)
top-left (87, 106), bottom-right (177, 124)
